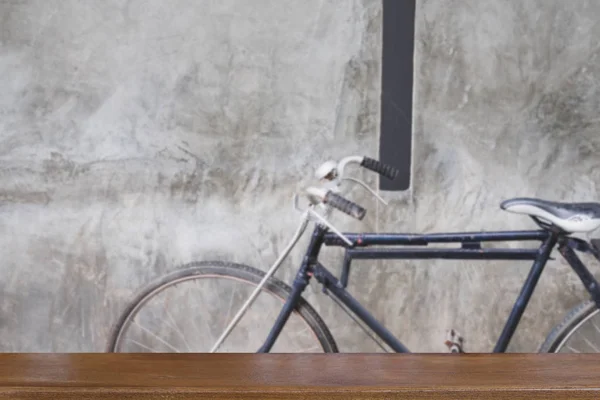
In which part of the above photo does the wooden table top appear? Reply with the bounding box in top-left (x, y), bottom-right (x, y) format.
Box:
top-left (0, 353), bottom-right (599, 399)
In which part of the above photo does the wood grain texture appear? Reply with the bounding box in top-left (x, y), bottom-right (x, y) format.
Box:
top-left (0, 353), bottom-right (599, 399)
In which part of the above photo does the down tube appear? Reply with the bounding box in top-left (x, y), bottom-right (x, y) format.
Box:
top-left (313, 263), bottom-right (410, 353)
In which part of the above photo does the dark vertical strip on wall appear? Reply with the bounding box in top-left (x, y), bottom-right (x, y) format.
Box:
top-left (379, 0), bottom-right (415, 191)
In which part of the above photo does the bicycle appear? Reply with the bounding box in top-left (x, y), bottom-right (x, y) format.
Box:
top-left (106, 155), bottom-right (600, 353)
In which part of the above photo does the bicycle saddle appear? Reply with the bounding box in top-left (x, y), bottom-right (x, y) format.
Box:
top-left (501, 197), bottom-right (600, 233)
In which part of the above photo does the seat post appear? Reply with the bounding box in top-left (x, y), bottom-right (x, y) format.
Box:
top-left (558, 239), bottom-right (600, 309)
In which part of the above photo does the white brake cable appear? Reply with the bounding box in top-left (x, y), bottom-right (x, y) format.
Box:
top-left (210, 155), bottom-right (383, 352)
top-left (296, 190), bottom-right (354, 247)
top-left (209, 209), bottom-right (310, 353)
top-left (340, 177), bottom-right (388, 206)
top-left (307, 206), bottom-right (353, 246)
top-left (336, 155), bottom-right (363, 180)
top-left (316, 156), bottom-right (387, 206)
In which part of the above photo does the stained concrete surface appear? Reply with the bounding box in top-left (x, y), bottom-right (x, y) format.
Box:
top-left (1, 0), bottom-right (600, 352)
top-left (0, 0), bottom-right (383, 352)
top-left (404, 0), bottom-right (600, 352)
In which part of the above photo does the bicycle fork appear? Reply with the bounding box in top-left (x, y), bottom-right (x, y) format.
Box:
top-left (209, 217), bottom-right (328, 353)
top-left (208, 214), bottom-right (310, 353)
top-left (257, 260), bottom-right (313, 353)
top-left (257, 227), bottom-right (328, 352)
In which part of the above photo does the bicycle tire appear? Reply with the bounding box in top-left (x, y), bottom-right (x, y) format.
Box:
top-left (538, 299), bottom-right (600, 353)
top-left (106, 260), bottom-right (339, 353)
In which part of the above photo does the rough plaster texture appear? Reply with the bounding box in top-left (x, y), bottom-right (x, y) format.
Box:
top-left (404, 0), bottom-right (600, 352)
top-left (0, 0), bottom-right (383, 352)
top-left (1, 0), bottom-right (600, 352)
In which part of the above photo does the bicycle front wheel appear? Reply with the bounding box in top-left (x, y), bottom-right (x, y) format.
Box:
top-left (107, 261), bottom-right (338, 353)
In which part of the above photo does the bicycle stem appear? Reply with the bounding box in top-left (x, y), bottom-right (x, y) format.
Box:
top-left (209, 212), bottom-right (310, 353)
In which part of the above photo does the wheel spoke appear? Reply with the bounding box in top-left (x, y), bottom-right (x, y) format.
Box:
top-left (591, 319), bottom-right (600, 336)
top-left (162, 302), bottom-right (193, 352)
top-left (544, 306), bottom-right (600, 354)
top-left (224, 280), bottom-right (239, 331)
top-left (293, 327), bottom-right (310, 338)
top-left (195, 279), bottom-right (218, 346)
top-left (566, 345), bottom-right (581, 353)
top-left (110, 265), bottom-right (332, 353)
top-left (133, 319), bottom-right (182, 352)
top-left (126, 338), bottom-right (161, 352)
top-left (184, 280), bottom-right (209, 348)
top-left (582, 336), bottom-right (600, 352)
top-left (303, 345), bottom-right (321, 352)
top-left (156, 283), bottom-right (193, 350)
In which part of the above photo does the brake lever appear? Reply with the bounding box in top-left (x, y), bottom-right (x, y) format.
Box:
top-left (297, 187), bottom-right (354, 247)
top-left (294, 193), bottom-right (328, 213)
top-left (340, 177), bottom-right (388, 206)
top-left (307, 207), bottom-right (353, 247)
top-left (294, 191), bottom-right (336, 226)
top-left (293, 193), bottom-right (305, 212)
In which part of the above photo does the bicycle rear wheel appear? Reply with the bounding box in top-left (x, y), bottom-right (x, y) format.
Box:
top-left (107, 261), bottom-right (338, 353)
top-left (539, 300), bottom-right (600, 353)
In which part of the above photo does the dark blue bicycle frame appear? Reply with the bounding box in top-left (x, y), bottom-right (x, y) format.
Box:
top-left (257, 223), bottom-right (600, 353)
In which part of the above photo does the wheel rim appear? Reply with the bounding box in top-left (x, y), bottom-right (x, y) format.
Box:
top-left (112, 273), bottom-right (325, 352)
top-left (554, 307), bottom-right (600, 353)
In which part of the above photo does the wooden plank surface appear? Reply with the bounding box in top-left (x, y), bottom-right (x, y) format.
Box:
top-left (0, 353), bottom-right (599, 399)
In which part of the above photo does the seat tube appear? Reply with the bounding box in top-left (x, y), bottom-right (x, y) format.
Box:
top-left (559, 241), bottom-right (600, 308)
top-left (493, 232), bottom-right (559, 353)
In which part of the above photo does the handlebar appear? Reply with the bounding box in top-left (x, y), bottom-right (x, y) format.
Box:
top-left (317, 155), bottom-right (400, 182)
top-left (303, 155), bottom-right (398, 223)
top-left (360, 157), bottom-right (399, 180)
top-left (324, 191), bottom-right (366, 220)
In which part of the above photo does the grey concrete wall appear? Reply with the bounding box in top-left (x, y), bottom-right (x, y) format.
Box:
top-left (1, 0), bottom-right (600, 353)
top-left (0, 0), bottom-right (383, 352)
top-left (403, 0), bottom-right (600, 352)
